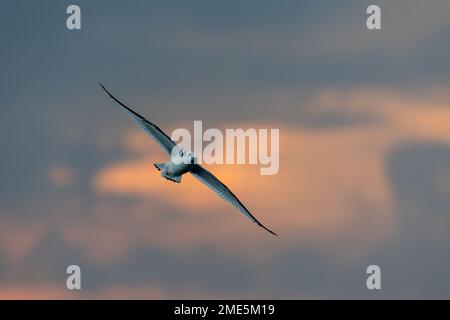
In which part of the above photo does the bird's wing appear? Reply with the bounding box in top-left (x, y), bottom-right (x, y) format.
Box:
top-left (190, 165), bottom-right (277, 236)
top-left (100, 83), bottom-right (177, 156)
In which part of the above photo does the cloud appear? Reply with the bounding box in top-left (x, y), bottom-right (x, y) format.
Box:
top-left (3, 85), bottom-right (450, 298)
top-left (0, 284), bottom-right (76, 300)
top-left (0, 216), bottom-right (45, 263)
top-left (90, 122), bottom-right (396, 259)
top-left (2, 0), bottom-right (450, 298)
top-left (0, 283), bottom-right (167, 300)
top-left (86, 87), bottom-right (450, 260)
top-left (48, 164), bottom-right (75, 188)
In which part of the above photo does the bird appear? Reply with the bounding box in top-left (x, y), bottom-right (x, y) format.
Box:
top-left (99, 83), bottom-right (277, 236)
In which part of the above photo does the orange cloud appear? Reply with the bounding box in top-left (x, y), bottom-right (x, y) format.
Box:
top-left (86, 86), bottom-right (450, 261)
top-left (8, 86), bottom-right (450, 269)
top-left (0, 284), bottom-right (77, 300)
top-left (0, 282), bottom-right (286, 299)
top-left (89, 121), bottom-right (397, 260)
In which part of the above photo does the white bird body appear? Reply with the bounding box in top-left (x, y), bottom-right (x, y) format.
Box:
top-left (100, 84), bottom-right (277, 236)
top-left (155, 161), bottom-right (193, 183)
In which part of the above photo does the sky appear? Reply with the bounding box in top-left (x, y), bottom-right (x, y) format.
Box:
top-left (1, 0), bottom-right (450, 299)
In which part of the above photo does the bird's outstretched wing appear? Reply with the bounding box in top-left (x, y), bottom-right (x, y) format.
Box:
top-left (190, 165), bottom-right (277, 236)
top-left (99, 83), bottom-right (176, 156)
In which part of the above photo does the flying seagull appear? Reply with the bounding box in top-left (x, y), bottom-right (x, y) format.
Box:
top-left (99, 84), bottom-right (277, 236)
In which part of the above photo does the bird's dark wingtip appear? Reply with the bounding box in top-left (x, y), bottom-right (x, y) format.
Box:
top-left (98, 82), bottom-right (109, 94)
top-left (260, 224), bottom-right (278, 236)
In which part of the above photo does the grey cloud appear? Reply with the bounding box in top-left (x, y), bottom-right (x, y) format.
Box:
top-left (2, 0), bottom-right (450, 299)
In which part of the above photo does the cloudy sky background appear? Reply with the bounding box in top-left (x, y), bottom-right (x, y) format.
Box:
top-left (1, 0), bottom-right (450, 298)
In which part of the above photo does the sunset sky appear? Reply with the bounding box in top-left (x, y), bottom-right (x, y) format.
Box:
top-left (1, 0), bottom-right (450, 298)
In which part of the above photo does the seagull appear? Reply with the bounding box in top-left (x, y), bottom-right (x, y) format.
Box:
top-left (100, 84), bottom-right (277, 236)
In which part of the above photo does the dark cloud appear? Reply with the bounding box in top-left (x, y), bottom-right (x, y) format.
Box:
top-left (2, 0), bottom-right (450, 299)
top-left (383, 142), bottom-right (450, 298)
top-left (388, 142), bottom-right (450, 236)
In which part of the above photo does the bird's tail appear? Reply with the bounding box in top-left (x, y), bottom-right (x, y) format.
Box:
top-left (163, 174), bottom-right (182, 183)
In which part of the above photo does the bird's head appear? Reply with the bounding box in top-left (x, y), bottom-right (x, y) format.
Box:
top-left (188, 152), bottom-right (198, 165)
top-left (172, 148), bottom-right (197, 165)
top-left (181, 149), bottom-right (197, 164)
